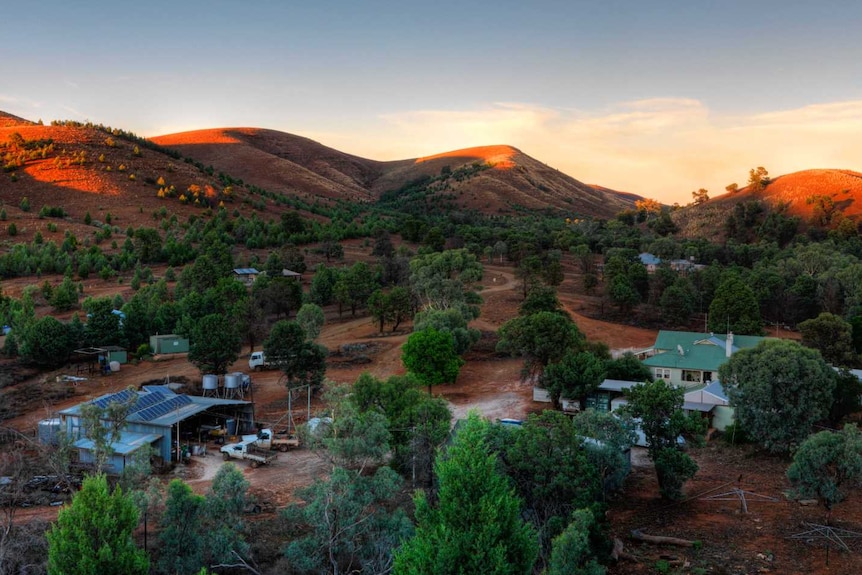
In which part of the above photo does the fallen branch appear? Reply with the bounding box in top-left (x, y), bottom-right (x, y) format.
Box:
top-left (630, 529), bottom-right (695, 547)
top-left (611, 537), bottom-right (641, 562)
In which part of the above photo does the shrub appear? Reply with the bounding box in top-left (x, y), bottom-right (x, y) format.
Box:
top-left (7, 223), bottom-right (17, 236)
top-left (19, 196), bottom-right (30, 212)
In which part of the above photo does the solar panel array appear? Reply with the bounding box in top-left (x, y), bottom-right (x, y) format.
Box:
top-left (135, 394), bottom-right (194, 422)
top-left (92, 388), bottom-right (136, 409)
top-left (128, 391), bottom-right (167, 415)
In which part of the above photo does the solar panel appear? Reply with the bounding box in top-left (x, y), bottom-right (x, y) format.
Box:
top-left (92, 389), bottom-right (135, 409)
top-left (128, 391), bottom-right (166, 414)
top-left (136, 394), bottom-right (195, 422)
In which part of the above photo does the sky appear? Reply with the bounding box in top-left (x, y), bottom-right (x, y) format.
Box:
top-left (3, 0), bottom-right (862, 204)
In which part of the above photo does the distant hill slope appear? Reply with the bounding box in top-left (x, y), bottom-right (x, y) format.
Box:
top-left (675, 169), bottom-right (862, 237)
top-left (154, 128), bottom-right (641, 218)
top-left (0, 111), bottom-right (35, 128)
top-left (0, 120), bottom-right (294, 246)
top-left (152, 128), bottom-right (381, 203)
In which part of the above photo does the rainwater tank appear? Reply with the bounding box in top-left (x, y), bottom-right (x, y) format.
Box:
top-left (202, 374), bottom-right (219, 390)
top-left (224, 373), bottom-right (240, 389)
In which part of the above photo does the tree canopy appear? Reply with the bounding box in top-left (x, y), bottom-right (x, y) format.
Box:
top-left (401, 327), bottom-right (464, 391)
top-left (393, 413), bottom-right (538, 575)
top-left (719, 339), bottom-right (836, 453)
top-left (47, 474), bottom-right (148, 575)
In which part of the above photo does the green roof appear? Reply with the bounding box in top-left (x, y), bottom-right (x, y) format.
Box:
top-left (653, 330), bottom-right (766, 352)
top-left (645, 330), bottom-right (769, 372)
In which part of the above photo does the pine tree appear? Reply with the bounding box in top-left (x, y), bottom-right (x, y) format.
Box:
top-left (393, 413), bottom-right (538, 574)
top-left (46, 474), bottom-right (148, 575)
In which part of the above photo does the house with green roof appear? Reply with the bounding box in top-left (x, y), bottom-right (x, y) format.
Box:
top-left (642, 330), bottom-right (769, 389)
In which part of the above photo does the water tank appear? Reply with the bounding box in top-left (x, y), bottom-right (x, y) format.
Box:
top-left (225, 418), bottom-right (237, 435)
top-left (38, 418), bottom-right (62, 445)
top-left (202, 374), bottom-right (219, 390)
top-left (109, 361), bottom-right (120, 373)
top-left (224, 373), bottom-right (240, 389)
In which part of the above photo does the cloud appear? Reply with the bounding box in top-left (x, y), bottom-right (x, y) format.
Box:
top-left (345, 98), bottom-right (862, 205)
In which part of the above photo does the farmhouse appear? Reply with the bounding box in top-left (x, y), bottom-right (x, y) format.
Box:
top-left (54, 386), bottom-right (254, 474)
top-left (641, 330), bottom-right (768, 388)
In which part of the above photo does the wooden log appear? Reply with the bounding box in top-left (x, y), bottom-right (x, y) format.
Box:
top-left (630, 529), bottom-right (695, 547)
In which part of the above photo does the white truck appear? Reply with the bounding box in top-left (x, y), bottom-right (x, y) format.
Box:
top-left (220, 434), bottom-right (278, 468)
top-left (248, 351), bottom-right (272, 371)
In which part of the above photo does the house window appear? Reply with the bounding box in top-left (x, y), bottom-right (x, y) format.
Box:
top-left (682, 370), bottom-right (702, 383)
top-left (654, 368), bottom-right (671, 380)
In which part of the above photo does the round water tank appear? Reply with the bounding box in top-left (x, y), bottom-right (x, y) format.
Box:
top-left (202, 374), bottom-right (219, 390)
top-left (38, 418), bottom-right (62, 445)
top-left (109, 361), bottom-right (120, 373)
top-left (224, 373), bottom-right (240, 389)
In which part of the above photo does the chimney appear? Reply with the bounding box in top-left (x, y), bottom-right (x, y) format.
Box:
top-left (726, 332), bottom-right (734, 358)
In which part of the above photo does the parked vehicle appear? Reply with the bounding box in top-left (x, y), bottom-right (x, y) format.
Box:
top-left (254, 428), bottom-right (300, 452)
top-left (220, 435), bottom-right (278, 468)
top-left (248, 351), bottom-right (271, 371)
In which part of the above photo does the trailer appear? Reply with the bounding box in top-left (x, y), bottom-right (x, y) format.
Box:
top-left (220, 436), bottom-right (278, 468)
top-left (254, 428), bottom-right (300, 452)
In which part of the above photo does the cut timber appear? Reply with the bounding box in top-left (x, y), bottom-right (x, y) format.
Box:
top-left (630, 530), bottom-right (695, 547)
top-left (611, 537), bottom-right (640, 562)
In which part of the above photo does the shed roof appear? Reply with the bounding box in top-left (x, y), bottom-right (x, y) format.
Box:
top-left (281, 268), bottom-right (301, 277)
top-left (233, 268), bottom-right (259, 275)
top-left (639, 253), bottom-right (661, 266)
top-left (60, 388), bottom-right (251, 427)
top-left (598, 379), bottom-right (641, 392)
top-left (74, 431), bottom-right (162, 455)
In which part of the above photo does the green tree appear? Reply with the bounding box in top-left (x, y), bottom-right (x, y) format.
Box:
top-left (831, 369), bottom-right (862, 425)
top-left (283, 466), bottom-right (412, 575)
top-left (799, 312), bottom-right (858, 367)
top-left (158, 479), bottom-right (204, 575)
top-left (295, 303), bottom-right (325, 341)
top-left (691, 188), bottom-right (709, 206)
top-left (496, 311), bottom-right (584, 380)
top-left (623, 380), bottom-right (705, 499)
top-left (519, 285), bottom-right (565, 316)
top-left (570, 409), bottom-right (638, 496)
top-left (367, 289), bottom-right (390, 333)
top-left (309, 263), bottom-right (339, 306)
top-left (203, 463), bottom-right (251, 567)
top-left (264, 320), bottom-right (327, 388)
top-left (659, 280), bottom-right (696, 327)
top-left (82, 297), bottom-right (123, 346)
top-left (393, 414), bottom-right (538, 575)
top-left (18, 315), bottom-right (73, 367)
top-left (413, 308), bottom-right (480, 355)
top-left (78, 392), bottom-right (137, 474)
top-left (387, 286), bottom-right (413, 331)
top-left (546, 509), bottom-right (606, 575)
top-left (608, 275), bottom-right (640, 313)
top-left (490, 411), bottom-right (601, 558)
top-left (188, 313), bottom-right (242, 375)
top-left (719, 340), bottom-right (837, 453)
top-left (50, 275), bottom-right (79, 312)
top-left (47, 474), bottom-right (148, 575)
top-left (787, 424), bottom-right (862, 511)
top-left (707, 274), bottom-right (763, 335)
top-left (747, 166), bottom-right (769, 191)
top-left (351, 373), bottom-right (451, 483)
top-left (540, 351), bottom-right (607, 407)
top-left (516, 255), bottom-right (544, 299)
top-left (604, 352), bottom-right (652, 382)
top-left (402, 328), bottom-right (464, 393)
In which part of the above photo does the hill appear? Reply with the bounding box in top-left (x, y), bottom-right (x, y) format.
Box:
top-left (0, 111), bottom-right (35, 128)
top-left (153, 129), bottom-right (640, 218)
top-left (674, 169), bottom-right (862, 237)
top-left (0, 118), bottom-right (302, 247)
top-left (151, 128), bottom-right (381, 203)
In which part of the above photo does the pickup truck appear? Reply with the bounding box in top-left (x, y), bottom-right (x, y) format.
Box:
top-left (220, 436), bottom-right (278, 468)
top-left (254, 428), bottom-right (300, 452)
